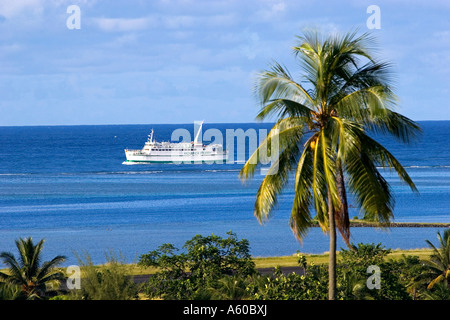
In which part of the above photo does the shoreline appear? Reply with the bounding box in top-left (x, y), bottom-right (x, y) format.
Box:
top-left (311, 221), bottom-right (450, 228)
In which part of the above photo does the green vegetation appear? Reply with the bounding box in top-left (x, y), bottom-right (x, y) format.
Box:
top-left (0, 28), bottom-right (442, 302)
top-left (252, 248), bottom-right (435, 269)
top-left (133, 233), bottom-right (448, 300)
top-left (0, 231), bottom-right (449, 300)
top-left (62, 251), bottom-right (139, 300)
top-left (137, 231), bottom-right (256, 300)
top-left (423, 229), bottom-right (450, 290)
top-left (0, 237), bottom-right (66, 300)
top-left (239, 29), bottom-right (421, 299)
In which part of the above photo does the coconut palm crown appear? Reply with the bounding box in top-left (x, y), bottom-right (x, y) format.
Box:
top-left (423, 229), bottom-right (450, 290)
top-left (0, 237), bottom-right (66, 299)
top-left (239, 29), bottom-right (421, 299)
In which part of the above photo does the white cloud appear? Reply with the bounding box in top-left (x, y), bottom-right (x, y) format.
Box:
top-left (433, 30), bottom-right (450, 45)
top-left (0, 0), bottom-right (96, 19)
top-left (161, 15), bottom-right (195, 29)
top-left (92, 15), bottom-right (196, 32)
top-left (239, 32), bottom-right (260, 60)
top-left (203, 13), bottom-right (237, 27)
top-left (91, 12), bottom-right (237, 33)
top-left (253, 0), bottom-right (286, 21)
top-left (93, 17), bottom-right (155, 32)
top-left (0, 43), bottom-right (23, 54)
top-left (0, 0), bottom-right (44, 18)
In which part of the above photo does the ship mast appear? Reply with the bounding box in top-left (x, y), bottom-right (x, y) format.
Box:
top-left (148, 129), bottom-right (154, 144)
top-left (193, 121), bottom-right (204, 147)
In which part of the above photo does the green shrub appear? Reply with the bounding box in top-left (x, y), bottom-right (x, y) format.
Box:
top-left (338, 243), bottom-right (411, 300)
top-left (247, 264), bottom-right (329, 300)
top-left (138, 231), bottom-right (256, 300)
top-left (70, 252), bottom-right (138, 300)
top-left (136, 238), bottom-right (436, 300)
top-left (339, 242), bottom-right (391, 268)
top-left (250, 244), bottom-right (418, 300)
top-left (207, 275), bottom-right (253, 300)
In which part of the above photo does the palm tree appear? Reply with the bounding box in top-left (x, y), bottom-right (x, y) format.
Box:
top-left (0, 282), bottom-right (21, 300)
top-left (239, 29), bottom-right (420, 300)
top-left (0, 237), bottom-right (66, 299)
top-left (423, 229), bottom-right (450, 290)
top-left (208, 275), bottom-right (251, 300)
top-left (422, 280), bottom-right (450, 300)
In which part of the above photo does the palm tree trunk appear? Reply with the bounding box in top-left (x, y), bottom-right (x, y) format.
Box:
top-left (328, 189), bottom-right (336, 300)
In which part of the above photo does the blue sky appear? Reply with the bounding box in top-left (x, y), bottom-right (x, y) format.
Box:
top-left (0, 0), bottom-right (449, 126)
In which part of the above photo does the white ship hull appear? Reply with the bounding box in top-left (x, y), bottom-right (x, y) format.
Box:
top-left (123, 122), bottom-right (228, 164)
top-left (124, 149), bottom-right (228, 163)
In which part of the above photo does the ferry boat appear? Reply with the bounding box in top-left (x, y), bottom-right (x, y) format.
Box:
top-left (123, 121), bottom-right (228, 164)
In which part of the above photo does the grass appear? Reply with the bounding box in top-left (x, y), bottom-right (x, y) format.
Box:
top-left (252, 248), bottom-right (434, 268)
top-left (253, 254), bottom-right (328, 268)
top-left (0, 248), bottom-right (436, 276)
top-left (384, 248), bottom-right (434, 261)
top-left (116, 247), bottom-right (434, 276)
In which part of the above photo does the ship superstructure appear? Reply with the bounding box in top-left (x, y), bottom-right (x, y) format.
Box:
top-left (124, 121), bottom-right (227, 164)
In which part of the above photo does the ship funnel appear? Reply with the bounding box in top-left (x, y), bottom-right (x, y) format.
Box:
top-left (148, 129), bottom-right (154, 143)
top-left (193, 120), bottom-right (204, 146)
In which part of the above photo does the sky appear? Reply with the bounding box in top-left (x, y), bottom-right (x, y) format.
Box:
top-left (0, 0), bottom-right (449, 126)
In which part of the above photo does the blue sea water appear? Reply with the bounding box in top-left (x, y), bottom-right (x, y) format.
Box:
top-left (0, 121), bottom-right (449, 266)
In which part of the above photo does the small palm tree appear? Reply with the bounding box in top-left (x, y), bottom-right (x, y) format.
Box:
top-left (208, 275), bottom-right (251, 300)
top-left (422, 280), bottom-right (450, 300)
top-left (0, 282), bottom-right (21, 300)
top-left (423, 229), bottom-right (450, 290)
top-left (340, 269), bottom-right (373, 300)
top-left (0, 237), bottom-right (66, 299)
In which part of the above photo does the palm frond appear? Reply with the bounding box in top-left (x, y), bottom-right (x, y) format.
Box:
top-left (36, 255), bottom-right (66, 282)
top-left (343, 131), bottom-right (394, 223)
top-left (239, 117), bottom-right (304, 181)
top-left (320, 128), bottom-right (340, 212)
top-left (251, 131), bottom-right (303, 224)
top-left (0, 237), bottom-right (66, 299)
top-left (254, 62), bottom-right (314, 113)
top-left (358, 133), bottom-right (418, 193)
top-left (290, 140), bottom-right (315, 241)
top-left (311, 133), bottom-right (329, 229)
top-left (256, 99), bottom-right (313, 121)
top-left (0, 252), bottom-right (26, 286)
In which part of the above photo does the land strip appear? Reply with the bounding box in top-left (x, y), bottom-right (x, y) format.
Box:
top-left (312, 220), bottom-right (450, 228)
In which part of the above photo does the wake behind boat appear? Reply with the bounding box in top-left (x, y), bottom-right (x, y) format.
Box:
top-left (123, 121), bottom-right (228, 164)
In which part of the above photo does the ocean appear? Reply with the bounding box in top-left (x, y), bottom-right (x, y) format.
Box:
top-left (0, 121), bottom-right (449, 266)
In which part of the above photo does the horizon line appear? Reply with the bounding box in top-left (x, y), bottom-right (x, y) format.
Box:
top-left (0, 119), bottom-right (449, 128)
